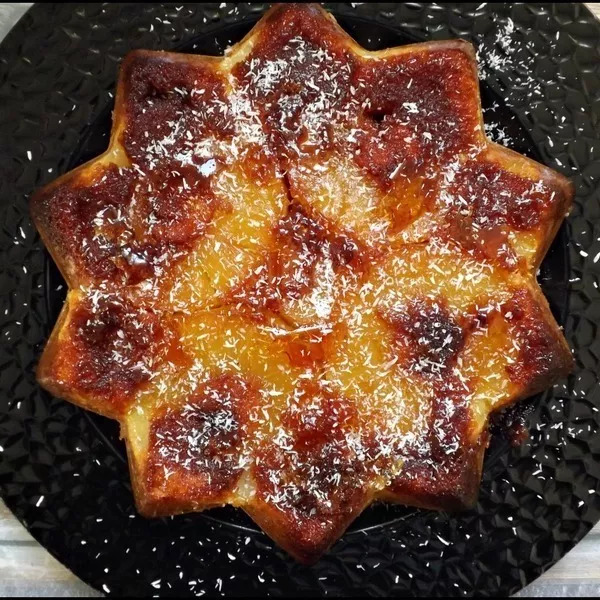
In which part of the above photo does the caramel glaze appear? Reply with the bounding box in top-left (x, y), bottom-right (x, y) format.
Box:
top-left (284, 329), bottom-right (333, 370)
top-left (489, 402), bottom-right (532, 448)
top-left (36, 166), bottom-right (138, 284)
top-left (276, 204), bottom-right (362, 288)
top-left (66, 294), bottom-right (168, 409)
top-left (37, 162), bottom-right (216, 286)
top-left (253, 383), bottom-right (371, 552)
top-left (385, 284), bottom-right (573, 509)
top-left (502, 288), bottom-right (573, 391)
top-left (442, 159), bottom-right (567, 268)
top-left (233, 4), bottom-right (481, 187)
top-left (32, 2), bottom-right (574, 562)
top-left (121, 53), bottom-right (232, 169)
top-left (384, 296), bottom-right (466, 375)
top-left (229, 203), bottom-right (363, 319)
top-left (232, 4), bottom-right (355, 161)
top-left (382, 297), bottom-right (477, 508)
top-left (449, 161), bottom-right (559, 231)
top-left (351, 49), bottom-right (482, 185)
top-left (147, 374), bottom-right (258, 504)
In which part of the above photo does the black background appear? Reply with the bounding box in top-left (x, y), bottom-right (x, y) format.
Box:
top-left (0, 3), bottom-right (599, 597)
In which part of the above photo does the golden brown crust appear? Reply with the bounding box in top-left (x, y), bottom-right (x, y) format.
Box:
top-left (481, 143), bottom-right (574, 271)
top-left (37, 290), bottom-right (172, 418)
top-left (500, 283), bottom-right (573, 400)
top-left (244, 491), bottom-right (374, 565)
top-left (33, 2), bottom-right (574, 563)
top-left (31, 168), bottom-right (97, 288)
top-left (379, 431), bottom-right (488, 511)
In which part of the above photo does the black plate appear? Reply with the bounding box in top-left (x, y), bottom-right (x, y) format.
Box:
top-left (1, 2), bottom-right (599, 597)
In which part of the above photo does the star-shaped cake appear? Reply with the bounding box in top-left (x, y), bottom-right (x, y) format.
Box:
top-left (32, 3), bottom-right (574, 563)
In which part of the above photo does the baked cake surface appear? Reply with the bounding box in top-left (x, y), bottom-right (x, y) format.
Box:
top-left (31, 3), bottom-right (574, 563)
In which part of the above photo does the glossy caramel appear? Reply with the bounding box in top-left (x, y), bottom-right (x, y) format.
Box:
top-left (32, 3), bottom-right (573, 563)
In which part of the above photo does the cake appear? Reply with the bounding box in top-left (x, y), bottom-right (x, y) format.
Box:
top-left (31, 3), bottom-right (574, 563)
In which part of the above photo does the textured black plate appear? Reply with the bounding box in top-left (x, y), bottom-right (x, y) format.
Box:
top-left (1, 2), bottom-right (599, 597)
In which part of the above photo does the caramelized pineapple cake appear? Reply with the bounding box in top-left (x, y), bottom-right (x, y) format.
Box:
top-left (31, 3), bottom-right (573, 563)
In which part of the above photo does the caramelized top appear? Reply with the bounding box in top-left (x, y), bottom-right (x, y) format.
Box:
top-left (32, 3), bottom-right (573, 562)
top-left (147, 373), bottom-right (259, 501)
